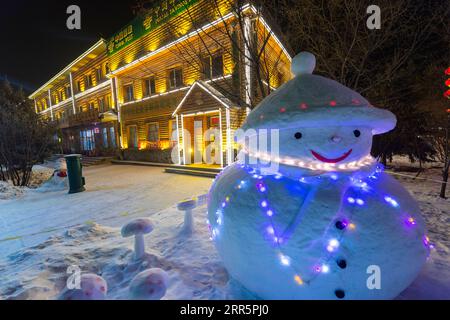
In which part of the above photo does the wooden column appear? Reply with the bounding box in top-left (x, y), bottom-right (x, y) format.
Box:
top-left (47, 89), bottom-right (54, 121)
top-left (69, 72), bottom-right (77, 114)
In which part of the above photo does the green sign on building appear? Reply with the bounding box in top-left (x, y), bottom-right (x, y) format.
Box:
top-left (107, 0), bottom-right (199, 56)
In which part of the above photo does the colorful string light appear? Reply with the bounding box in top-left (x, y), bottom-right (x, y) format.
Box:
top-left (208, 162), bottom-right (432, 291)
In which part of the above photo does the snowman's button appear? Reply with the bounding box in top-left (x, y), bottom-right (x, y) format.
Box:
top-left (335, 289), bottom-right (345, 299)
top-left (335, 220), bottom-right (347, 230)
top-left (291, 52), bottom-right (316, 75)
top-left (337, 259), bottom-right (347, 269)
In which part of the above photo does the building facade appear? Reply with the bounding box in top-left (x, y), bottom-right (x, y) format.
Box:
top-left (29, 0), bottom-right (292, 167)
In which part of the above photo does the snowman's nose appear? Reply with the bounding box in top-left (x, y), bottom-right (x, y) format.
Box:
top-left (331, 135), bottom-right (342, 143)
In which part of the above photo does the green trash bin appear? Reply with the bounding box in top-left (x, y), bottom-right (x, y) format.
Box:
top-left (64, 154), bottom-right (86, 194)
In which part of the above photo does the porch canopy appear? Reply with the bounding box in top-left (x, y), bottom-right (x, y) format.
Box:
top-left (172, 80), bottom-right (236, 167)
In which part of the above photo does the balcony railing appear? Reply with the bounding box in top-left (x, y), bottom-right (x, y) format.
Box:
top-left (54, 109), bottom-right (101, 128)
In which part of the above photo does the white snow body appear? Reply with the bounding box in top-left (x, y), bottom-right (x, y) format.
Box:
top-left (207, 163), bottom-right (429, 300)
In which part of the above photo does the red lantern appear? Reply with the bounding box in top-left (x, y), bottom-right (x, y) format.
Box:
top-left (444, 89), bottom-right (450, 99)
top-left (445, 67), bottom-right (450, 76)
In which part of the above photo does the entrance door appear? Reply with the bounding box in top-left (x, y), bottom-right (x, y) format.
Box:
top-left (193, 120), bottom-right (203, 164)
top-left (128, 126), bottom-right (138, 148)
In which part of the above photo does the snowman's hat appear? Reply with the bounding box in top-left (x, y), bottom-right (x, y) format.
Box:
top-left (241, 52), bottom-right (396, 135)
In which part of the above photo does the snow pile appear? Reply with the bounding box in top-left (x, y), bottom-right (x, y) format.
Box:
top-left (393, 168), bottom-right (450, 300)
top-left (29, 165), bottom-right (56, 188)
top-left (0, 164), bottom-right (447, 300)
top-left (0, 204), bottom-right (232, 300)
top-left (0, 181), bottom-right (24, 200)
top-left (36, 171), bottom-right (68, 193)
top-left (0, 164), bottom-right (59, 200)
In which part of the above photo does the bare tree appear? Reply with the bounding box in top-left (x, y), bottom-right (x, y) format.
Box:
top-left (133, 0), bottom-right (292, 110)
top-left (0, 81), bottom-right (56, 186)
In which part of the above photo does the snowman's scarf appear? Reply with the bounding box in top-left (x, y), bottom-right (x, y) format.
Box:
top-left (237, 154), bottom-right (380, 242)
top-left (281, 174), bottom-right (352, 242)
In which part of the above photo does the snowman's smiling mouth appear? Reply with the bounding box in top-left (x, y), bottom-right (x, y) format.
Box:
top-left (311, 149), bottom-right (353, 163)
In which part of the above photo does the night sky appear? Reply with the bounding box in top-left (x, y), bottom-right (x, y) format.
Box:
top-left (0, 0), bottom-right (137, 92)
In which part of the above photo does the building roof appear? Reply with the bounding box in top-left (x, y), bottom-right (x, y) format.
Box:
top-left (172, 80), bottom-right (234, 116)
top-left (29, 39), bottom-right (106, 99)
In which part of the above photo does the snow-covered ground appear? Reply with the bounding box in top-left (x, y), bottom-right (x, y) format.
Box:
top-left (0, 161), bottom-right (448, 300)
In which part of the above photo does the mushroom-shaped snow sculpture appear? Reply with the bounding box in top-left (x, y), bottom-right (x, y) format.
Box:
top-left (58, 273), bottom-right (107, 300)
top-left (177, 199), bottom-right (197, 234)
top-left (121, 218), bottom-right (154, 260)
top-left (129, 268), bottom-right (169, 300)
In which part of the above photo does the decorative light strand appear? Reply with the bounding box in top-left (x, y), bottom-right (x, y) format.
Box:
top-left (241, 148), bottom-right (375, 172)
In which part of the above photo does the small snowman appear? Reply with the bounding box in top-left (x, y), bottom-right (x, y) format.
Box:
top-left (207, 52), bottom-right (430, 300)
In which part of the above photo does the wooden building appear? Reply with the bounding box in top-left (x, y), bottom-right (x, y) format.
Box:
top-left (29, 0), bottom-right (292, 167)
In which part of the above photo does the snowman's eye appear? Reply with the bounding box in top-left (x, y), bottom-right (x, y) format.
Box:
top-left (353, 130), bottom-right (361, 137)
top-left (294, 132), bottom-right (302, 139)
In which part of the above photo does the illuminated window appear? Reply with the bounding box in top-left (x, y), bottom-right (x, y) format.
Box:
top-left (77, 80), bottom-right (82, 92)
top-left (80, 129), bottom-right (95, 151)
top-left (169, 120), bottom-right (177, 142)
top-left (143, 76), bottom-right (156, 97)
top-left (109, 127), bottom-right (116, 149)
top-left (168, 67), bottom-right (183, 89)
top-left (123, 84), bottom-right (134, 102)
top-left (147, 122), bottom-right (159, 142)
top-left (102, 127), bottom-right (108, 148)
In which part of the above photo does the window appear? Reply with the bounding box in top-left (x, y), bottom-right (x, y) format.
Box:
top-left (128, 126), bottom-right (138, 148)
top-left (168, 68), bottom-right (183, 89)
top-left (105, 95), bottom-right (111, 109)
top-left (109, 127), bottom-right (116, 149)
top-left (98, 97), bottom-right (105, 112)
top-left (212, 55), bottom-right (224, 78)
top-left (65, 86), bottom-right (71, 98)
top-left (88, 101), bottom-right (95, 111)
top-left (96, 68), bottom-right (103, 83)
top-left (104, 63), bottom-right (110, 75)
top-left (147, 123), bottom-right (159, 143)
top-left (80, 129), bottom-right (95, 151)
top-left (169, 120), bottom-right (178, 142)
top-left (77, 80), bottom-right (82, 92)
top-left (85, 74), bottom-right (93, 88)
top-left (102, 127), bottom-right (109, 148)
top-left (143, 77), bottom-right (156, 97)
top-left (201, 54), bottom-right (224, 79)
top-left (208, 115), bottom-right (220, 128)
top-left (123, 84), bottom-right (134, 102)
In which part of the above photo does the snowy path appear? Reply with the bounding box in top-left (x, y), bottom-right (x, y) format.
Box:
top-left (0, 164), bottom-right (448, 299)
top-left (0, 164), bottom-right (212, 258)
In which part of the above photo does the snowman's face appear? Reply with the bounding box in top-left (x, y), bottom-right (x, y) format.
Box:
top-left (278, 126), bottom-right (373, 165)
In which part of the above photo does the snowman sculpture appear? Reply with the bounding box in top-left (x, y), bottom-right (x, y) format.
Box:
top-left (207, 52), bottom-right (430, 299)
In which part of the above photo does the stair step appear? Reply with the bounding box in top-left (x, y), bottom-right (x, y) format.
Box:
top-left (170, 165), bottom-right (221, 173)
top-left (111, 160), bottom-right (222, 173)
top-left (164, 168), bottom-right (217, 178)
